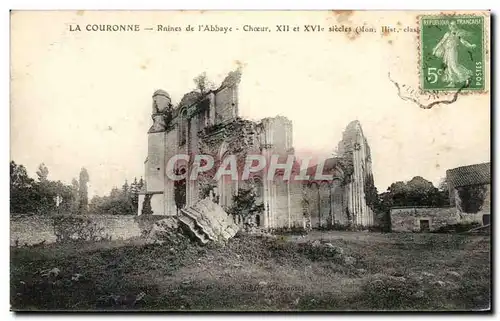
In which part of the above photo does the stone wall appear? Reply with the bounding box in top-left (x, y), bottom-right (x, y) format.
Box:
top-left (214, 86), bottom-right (237, 122)
top-left (273, 179), bottom-right (289, 228)
top-left (10, 215), bottom-right (142, 246)
top-left (482, 184), bottom-right (491, 213)
top-left (390, 207), bottom-right (459, 232)
top-left (146, 131), bottom-right (166, 193)
top-left (150, 193), bottom-right (165, 215)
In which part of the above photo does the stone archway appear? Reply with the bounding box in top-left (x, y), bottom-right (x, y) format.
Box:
top-left (250, 176), bottom-right (264, 227)
top-left (217, 141), bottom-right (236, 208)
top-left (255, 214), bottom-right (261, 227)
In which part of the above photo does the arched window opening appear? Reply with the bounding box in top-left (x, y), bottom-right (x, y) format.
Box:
top-left (179, 110), bottom-right (188, 146)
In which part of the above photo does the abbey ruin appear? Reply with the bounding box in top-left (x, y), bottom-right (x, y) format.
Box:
top-left (138, 69), bottom-right (376, 229)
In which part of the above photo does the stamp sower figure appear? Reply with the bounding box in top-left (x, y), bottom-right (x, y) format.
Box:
top-left (432, 21), bottom-right (476, 87)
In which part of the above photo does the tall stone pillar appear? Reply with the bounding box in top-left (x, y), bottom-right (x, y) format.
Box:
top-left (145, 89), bottom-right (173, 215)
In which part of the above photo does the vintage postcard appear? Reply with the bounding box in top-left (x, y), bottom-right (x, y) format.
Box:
top-left (10, 10), bottom-right (491, 311)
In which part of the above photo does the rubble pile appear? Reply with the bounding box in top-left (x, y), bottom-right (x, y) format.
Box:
top-left (178, 198), bottom-right (240, 244)
top-left (146, 216), bottom-right (185, 245)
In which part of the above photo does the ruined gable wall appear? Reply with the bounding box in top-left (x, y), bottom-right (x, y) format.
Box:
top-left (213, 69), bottom-right (241, 124)
top-left (214, 86), bottom-right (238, 123)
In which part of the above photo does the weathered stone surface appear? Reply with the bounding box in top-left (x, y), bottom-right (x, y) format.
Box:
top-left (10, 215), bottom-right (142, 246)
top-left (152, 89), bottom-right (172, 113)
top-left (149, 89), bottom-right (173, 133)
top-left (178, 198), bottom-right (240, 244)
top-left (390, 207), bottom-right (473, 232)
top-left (149, 114), bottom-right (168, 133)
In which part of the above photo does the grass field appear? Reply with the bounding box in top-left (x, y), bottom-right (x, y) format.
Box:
top-left (10, 231), bottom-right (491, 311)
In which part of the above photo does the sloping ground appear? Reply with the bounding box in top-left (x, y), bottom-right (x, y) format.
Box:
top-left (10, 232), bottom-right (490, 311)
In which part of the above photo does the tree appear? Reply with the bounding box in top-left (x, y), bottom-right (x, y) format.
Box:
top-left (78, 168), bottom-right (90, 214)
top-left (193, 72), bottom-right (216, 94)
top-left (405, 176), bottom-right (437, 206)
top-left (34, 163), bottom-right (53, 213)
top-left (437, 177), bottom-right (449, 193)
top-left (51, 180), bottom-right (75, 213)
top-left (35, 179), bottom-right (75, 215)
top-left (376, 176), bottom-right (450, 231)
top-left (10, 161), bottom-right (33, 191)
top-left (89, 195), bottom-right (104, 214)
top-left (174, 178), bottom-right (186, 213)
top-left (364, 173), bottom-right (379, 210)
top-left (382, 176), bottom-right (449, 208)
top-left (36, 163), bottom-right (49, 182)
top-left (89, 179), bottom-right (138, 215)
top-left (130, 177), bottom-right (139, 210)
top-left (457, 185), bottom-right (487, 213)
top-left (10, 161), bottom-right (75, 215)
top-left (227, 187), bottom-right (265, 224)
top-left (122, 180), bottom-right (129, 195)
top-left (10, 161), bottom-right (37, 214)
top-left (70, 178), bottom-right (80, 212)
top-left (110, 186), bottom-right (121, 199)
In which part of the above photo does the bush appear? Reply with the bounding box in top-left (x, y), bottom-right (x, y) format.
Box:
top-left (227, 187), bottom-right (264, 228)
top-left (272, 226), bottom-right (308, 235)
top-left (331, 223), bottom-right (352, 231)
top-left (457, 185), bottom-right (487, 214)
top-left (51, 214), bottom-right (108, 243)
top-left (367, 225), bottom-right (384, 232)
top-left (357, 276), bottom-right (426, 310)
top-left (315, 223), bottom-right (382, 232)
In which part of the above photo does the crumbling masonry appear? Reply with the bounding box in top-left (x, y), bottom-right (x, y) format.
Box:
top-left (138, 69), bottom-right (375, 229)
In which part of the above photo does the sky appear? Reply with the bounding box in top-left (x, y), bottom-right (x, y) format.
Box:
top-left (10, 11), bottom-right (491, 197)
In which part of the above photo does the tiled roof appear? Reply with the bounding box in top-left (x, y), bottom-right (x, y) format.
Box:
top-left (446, 162), bottom-right (491, 187)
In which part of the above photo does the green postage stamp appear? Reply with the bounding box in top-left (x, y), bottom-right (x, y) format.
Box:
top-left (420, 15), bottom-right (485, 91)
